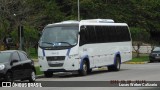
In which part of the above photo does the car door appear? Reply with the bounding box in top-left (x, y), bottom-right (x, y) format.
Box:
top-left (18, 51), bottom-right (32, 79)
top-left (11, 52), bottom-right (23, 80)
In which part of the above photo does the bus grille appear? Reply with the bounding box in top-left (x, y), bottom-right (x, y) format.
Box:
top-left (46, 56), bottom-right (65, 61)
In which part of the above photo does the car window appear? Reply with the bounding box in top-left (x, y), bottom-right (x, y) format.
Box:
top-left (153, 47), bottom-right (160, 51)
top-left (0, 52), bottom-right (11, 63)
top-left (18, 52), bottom-right (28, 61)
top-left (12, 52), bottom-right (20, 61)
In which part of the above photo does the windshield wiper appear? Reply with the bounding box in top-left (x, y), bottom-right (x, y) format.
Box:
top-left (41, 42), bottom-right (54, 45)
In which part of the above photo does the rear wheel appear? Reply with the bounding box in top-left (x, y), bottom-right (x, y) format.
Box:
top-left (44, 71), bottom-right (53, 77)
top-left (108, 56), bottom-right (121, 71)
top-left (78, 61), bottom-right (88, 76)
top-left (88, 69), bottom-right (92, 73)
top-left (149, 60), bottom-right (154, 63)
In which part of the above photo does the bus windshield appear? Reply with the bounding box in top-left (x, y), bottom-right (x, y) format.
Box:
top-left (39, 25), bottom-right (79, 48)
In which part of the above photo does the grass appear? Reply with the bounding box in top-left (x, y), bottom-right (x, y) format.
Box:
top-left (26, 48), bottom-right (38, 59)
top-left (35, 66), bottom-right (43, 75)
top-left (129, 56), bottom-right (149, 62)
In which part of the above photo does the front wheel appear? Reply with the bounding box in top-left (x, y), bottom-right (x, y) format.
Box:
top-left (5, 72), bottom-right (13, 82)
top-left (108, 56), bottom-right (121, 71)
top-left (29, 70), bottom-right (36, 82)
top-left (78, 61), bottom-right (88, 76)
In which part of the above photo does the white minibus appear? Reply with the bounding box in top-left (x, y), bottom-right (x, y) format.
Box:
top-left (38, 19), bottom-right (132, 77)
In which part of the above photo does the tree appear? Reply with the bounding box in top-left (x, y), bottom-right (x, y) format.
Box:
top-left (130, 27), bottom-right (150, 57)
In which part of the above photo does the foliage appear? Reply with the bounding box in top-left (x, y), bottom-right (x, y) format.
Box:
top-left (130, 27), bottom-right (150, 57)
top-left (0, 0), bottom-right (160, 51)
top-left (35, 66), bottom-right (43, 75)
top-left (130, 27), bottom-right (150, 42)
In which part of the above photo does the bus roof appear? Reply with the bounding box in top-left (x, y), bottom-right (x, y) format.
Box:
top-left (79, 22), bottom-right (128, 26)
top-left (45, 19), bottom-right (128, 27)
top-left (80, 19), bottom-right (114, 23)
top-left (46, 20), bottom-right (79, 27)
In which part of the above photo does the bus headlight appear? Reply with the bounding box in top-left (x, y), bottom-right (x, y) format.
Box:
top-left (0, 64), bottom-right (5, 70)
top-left (38, 56), bottom-right (44, 60)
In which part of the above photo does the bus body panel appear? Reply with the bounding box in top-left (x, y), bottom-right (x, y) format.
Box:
top-left (79, 41), bottom-right (132, 68)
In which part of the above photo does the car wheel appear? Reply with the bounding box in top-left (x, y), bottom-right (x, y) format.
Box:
top-left (108, 56), bottom-right (121, 71)
top-left (44, 71), bottom-right (53, 78)
top-left (5, 72), bottom-right (13, 82)
top-left (78, 61), bottom-right (88, 76)
top-left (149, 60), bottom-right (153, 63)
top-left (29, 70), bottom-right (36, 82)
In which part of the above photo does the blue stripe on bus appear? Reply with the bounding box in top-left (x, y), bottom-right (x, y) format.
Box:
top-left (80, 55), bottom-right (89, 70)
top-left (42, 49), bottom-right (45, 56)
top-left (66, 49), bottom-right (71, 56)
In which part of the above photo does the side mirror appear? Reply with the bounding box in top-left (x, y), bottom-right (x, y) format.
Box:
top-left (11, 60), bottom-right (18, 65)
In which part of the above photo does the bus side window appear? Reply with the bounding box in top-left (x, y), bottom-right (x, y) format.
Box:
top-left (80, 26), bottom-right (87, 46)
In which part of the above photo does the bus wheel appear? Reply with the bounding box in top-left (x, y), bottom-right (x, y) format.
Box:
top-left (108, 56), bottom-right (121, 71)
top-left (79, 61), bottom-right (88, 76)
top-left (88, 69), bottom-right (92, 73)
top-left (44, 71), bottom-right (53, 77)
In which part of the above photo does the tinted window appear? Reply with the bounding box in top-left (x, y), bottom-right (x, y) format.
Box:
top-left (86, 26), bottom-right (97, 43)
top-left (12, 52), bottom-right (20, 61)
top-left (95, 26), bottom-right (103, 43)
top-left (18, 52), bottom-right (28, 61)
top-left (80, 25), bottom-right (131, 45)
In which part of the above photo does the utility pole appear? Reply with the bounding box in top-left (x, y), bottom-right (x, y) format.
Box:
top-left (78, 0), bottom-right (80, 21)
top-left (18, 25), bottom-right (23, 50)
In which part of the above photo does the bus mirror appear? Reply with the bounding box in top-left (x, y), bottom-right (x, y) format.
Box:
top-left (80, 26), bottom-right (86, 30)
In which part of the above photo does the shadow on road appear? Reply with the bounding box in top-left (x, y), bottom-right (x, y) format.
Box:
top-left (38, 69), bottom-right (129, 79)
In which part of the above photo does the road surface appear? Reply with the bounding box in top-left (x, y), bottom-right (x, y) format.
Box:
top-left (1, 63), bottom-right (160, 90)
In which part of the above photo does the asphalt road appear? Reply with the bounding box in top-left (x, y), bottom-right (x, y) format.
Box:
top-left (37, 62), bottom-right (160, 81)
top-left (1, 62), bottom-right (160, 90)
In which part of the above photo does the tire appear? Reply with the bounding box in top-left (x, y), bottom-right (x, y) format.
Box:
top-left (88, 69), bottom-right (92, 73)
top-left (150, 60), bottom-right (154, 63)
top-left (44, 71), bottom-right (53, 77)
top-left (108, 56), bottom-right (121, 71)
top-left (29, 70), bottom-right (36, 82)
top-left (5, 72), bottom-right (13, 82)
top-left (78, 61), bottom-right (88, 76)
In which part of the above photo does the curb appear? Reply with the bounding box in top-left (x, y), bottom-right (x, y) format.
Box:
top-left (36, 74), bottom-right (44, 79)
top-left (123, 61), bottom-right (148, 64)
